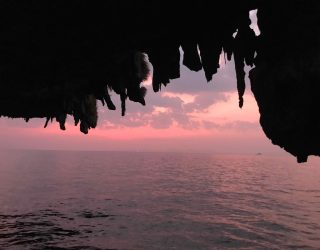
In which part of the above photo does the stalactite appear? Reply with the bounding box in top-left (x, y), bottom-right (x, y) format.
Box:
top-left (1, 1), bottom-right (319, 162)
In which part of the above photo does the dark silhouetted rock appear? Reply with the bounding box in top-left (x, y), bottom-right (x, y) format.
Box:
top-left (0, 1), bottom-right (319, 162)
top-left (250, 1), bottom-right (320, 162)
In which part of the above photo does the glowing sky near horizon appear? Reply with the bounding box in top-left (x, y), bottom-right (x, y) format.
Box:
top-left (0, 10), bottom-right (287, 154)
top-left (0, 57), bottom-right (284, 154)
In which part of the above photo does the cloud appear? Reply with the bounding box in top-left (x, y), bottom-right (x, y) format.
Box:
top-left (163, 57), bottom-right (237, 95)
top-left (184, 92), bottom-right (229, 113)
top-left (0, 49), bottom-right (259, 153)
top-left (149, 112), bottom-right (173, 129)
top-left (98, 89), bottom-right (229, 130)
top-left (99, 53), bottom-right (241, 129)
top-left (1, 40), bottom-right (253, 133)
top-left (95, 56), bottom-right (239, 131)
top-left (202, 120), bottom-right (259, 131)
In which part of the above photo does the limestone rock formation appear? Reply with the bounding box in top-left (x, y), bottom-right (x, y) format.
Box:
top-left (0, 1), bottom-right (319, 162)
top-left (250, 1), bottom-right (320, 162)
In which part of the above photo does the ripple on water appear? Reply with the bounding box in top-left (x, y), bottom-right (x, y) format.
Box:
top-left (0, 151), bottom-right (320, 249)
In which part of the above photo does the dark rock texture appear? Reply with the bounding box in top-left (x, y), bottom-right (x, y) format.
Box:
top-left (0, 1), bottom-right (319, 162)
top-left (250, 1), bottom-right (320, 162)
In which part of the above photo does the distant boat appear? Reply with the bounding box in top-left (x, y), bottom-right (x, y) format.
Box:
top-left (256, 153), bottom-right (262, 155)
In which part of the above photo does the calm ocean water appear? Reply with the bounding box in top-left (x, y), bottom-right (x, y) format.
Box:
top-left (0, 150), bottom-right (319, 250)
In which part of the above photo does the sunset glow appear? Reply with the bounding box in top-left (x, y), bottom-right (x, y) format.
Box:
top-left (0, 9), bottom-right (281, 154)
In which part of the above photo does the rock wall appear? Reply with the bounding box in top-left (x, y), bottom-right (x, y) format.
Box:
top-left (0, 1), bottom-right (319, 162)
top-left (250, 1), bottom-right (320, 162)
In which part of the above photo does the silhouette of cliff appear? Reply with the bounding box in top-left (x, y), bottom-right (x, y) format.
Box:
top-left (0, 1), bottom-right (319, 162)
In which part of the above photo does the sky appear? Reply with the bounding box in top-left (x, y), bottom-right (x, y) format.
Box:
top-left (0, 10), bottom-right (287, 155)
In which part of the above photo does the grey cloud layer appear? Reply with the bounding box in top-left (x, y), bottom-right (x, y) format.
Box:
top-left (0, 53), bottom-right (254, 132)
top-left (95, 53), bottom-right (253, 130)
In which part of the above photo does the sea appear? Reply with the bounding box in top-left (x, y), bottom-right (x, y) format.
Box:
top-left (0, 150), bottom-right (319, 250)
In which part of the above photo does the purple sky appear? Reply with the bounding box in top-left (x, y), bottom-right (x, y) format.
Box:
top-left (0, 10), bottom-right (290, 155)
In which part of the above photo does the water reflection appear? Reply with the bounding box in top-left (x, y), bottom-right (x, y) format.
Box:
top-left (0, 150), bottom-right (319, 249)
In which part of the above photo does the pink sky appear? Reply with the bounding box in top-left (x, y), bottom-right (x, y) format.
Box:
top-left (0, 54), bottom-right (286, 155)
top-left (0, 10), bottom-right (288, 155)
